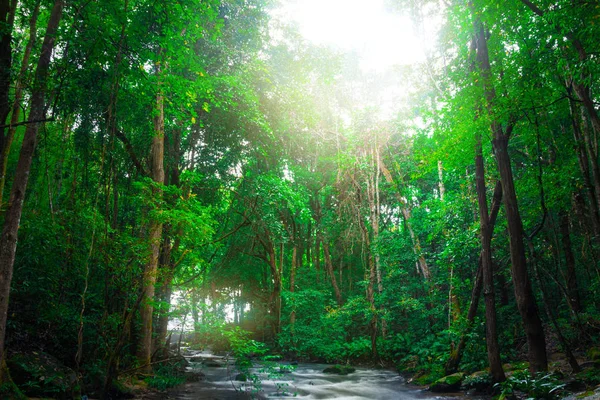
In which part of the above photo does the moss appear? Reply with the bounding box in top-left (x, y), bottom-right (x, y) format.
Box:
top-left (429, 372), bottom-right (465, 393)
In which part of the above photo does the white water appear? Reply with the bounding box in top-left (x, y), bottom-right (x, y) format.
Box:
top-left (144, 350), bottom-right (484, 400)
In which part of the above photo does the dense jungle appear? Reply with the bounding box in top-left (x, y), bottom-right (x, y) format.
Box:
top-left (0, 0), bottom-right (599, 398)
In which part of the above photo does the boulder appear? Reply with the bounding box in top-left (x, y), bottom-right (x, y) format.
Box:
top-left (322, 365), bottom-right (356, 375)
top-left (8, 351), bottom-right (80, 400)
top-left (429, 372), bottom-right (465, 393)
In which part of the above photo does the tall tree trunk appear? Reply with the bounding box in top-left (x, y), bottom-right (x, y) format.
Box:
top-left (472, 6), bottom-right (548, 372)
top-left (0, 1), bottom-right (40, 207)
top-left (445, 180), bottom-right (502, 375)
top-left (567, 93), bottom-right (600, 236)
top-left (289, 244), bottom-right (297, 332)
top-left (351, 176), bottom-right (378, 358)
top-left (0, 0), bottom-right (13, 130)
top-left (0, 0), bottom-right (64, 378)
top-left (474, 137), bottom-right (505, 382)
top-left (137, 65), bottom-right (166, 372)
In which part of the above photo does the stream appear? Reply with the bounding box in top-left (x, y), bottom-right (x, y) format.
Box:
top-left (139, 350), bottom-right (487, 400)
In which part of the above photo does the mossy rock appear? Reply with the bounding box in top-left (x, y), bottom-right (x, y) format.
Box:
top-left (323, 365), bottom-right (356, 375)
top-left (8, 351), bottom-right (79, 399)
top-left (410, 372), bottom-right (438, 386)
top-left (429, 372), bottom-right (465, 393)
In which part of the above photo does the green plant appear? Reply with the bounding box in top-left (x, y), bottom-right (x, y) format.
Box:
top-left (145, 365), bottom-right (185, 390)
top-left (495, 371), bottom-right (565, 400)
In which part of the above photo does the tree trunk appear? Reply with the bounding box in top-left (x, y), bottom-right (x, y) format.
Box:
top-left (0, 0), bottom-right (63, 377)
top-left (567, 91), bottom-right (600, 236)
top-left (0, 0), bottom-right (40, 207)
top-left (445, 180), bottom-right (502, 376)
top-left (137, 66), bottom-right (166, 372)
top-left (474, 138), bottom-right (505, 382)
top-left (473, 9), bottom-right (548, 372)
top-left (0, 0), bottom-right (13, 131)
top-left (322, 237), bottom-right (342, 305)
top-left (560, 212), bottom-right (582, 313)
top-left (493, 134), bottom-right (548, 372)
top-left (290, 244), bottom-right (297, 332)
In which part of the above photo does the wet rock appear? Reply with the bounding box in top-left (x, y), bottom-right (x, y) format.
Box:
top-left (8, 351), bottom-right (80, 399)
top-left (322, 365), bottom-right (356, 375)
top-left (429, 372), bottom-right (465, 393)
top-left (235, 373), bottom-right (247, 381)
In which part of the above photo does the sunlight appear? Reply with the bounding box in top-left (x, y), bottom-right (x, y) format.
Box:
top-left (273, 0), bottom-right (425, 72)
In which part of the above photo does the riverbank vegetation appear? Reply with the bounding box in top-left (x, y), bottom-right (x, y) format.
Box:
top-left (0, 0), bottom-right (600, 398)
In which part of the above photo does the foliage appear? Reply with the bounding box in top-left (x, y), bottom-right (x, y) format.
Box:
top-left (495, 371), bottom-right (566, 400)
top-left (145, 365), bottom-right (186, 390)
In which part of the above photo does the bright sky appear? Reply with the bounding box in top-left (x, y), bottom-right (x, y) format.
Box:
top-left (273, 0), bottom-right (425, 72)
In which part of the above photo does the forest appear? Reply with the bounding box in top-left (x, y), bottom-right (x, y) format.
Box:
top-left (0, 0), bottom-right (599, 398)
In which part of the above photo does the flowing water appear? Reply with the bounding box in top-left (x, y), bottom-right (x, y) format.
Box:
top-left (140, 350), bottom-right (485, 400)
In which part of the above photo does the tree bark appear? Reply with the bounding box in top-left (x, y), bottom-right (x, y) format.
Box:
top-left (567, 91), bottom-right (600, 236)
top-left (0, 0), bottom-right (64, 377)
top-left (0, 1), bottom-right (40, 207)
top-left (137, 65), bottom-right (166, 372)
top-left (472, 6), bottom-right (548, 372)
top-left (474, 138), bottom-right (505, 382)
top-left (0, 0), bottom-right (13, 132)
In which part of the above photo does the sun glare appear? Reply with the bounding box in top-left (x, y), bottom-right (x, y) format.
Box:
top-left (273, 0), bottom-right (425, 72)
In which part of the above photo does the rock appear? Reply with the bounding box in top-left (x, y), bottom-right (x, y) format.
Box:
top-left (205, 361), bottom-right (223, 368)
top-left (235, 373), bottom-right (247, 382)
top-left (8, 351), bottom-right (80, 400)
top-left (322, 365), bottom-right (356, 375)
top-left (429, 372), bottom-right (465, 393)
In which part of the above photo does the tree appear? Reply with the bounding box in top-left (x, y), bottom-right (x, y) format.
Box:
top-left (0, 0), bottom-right (64, 379)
